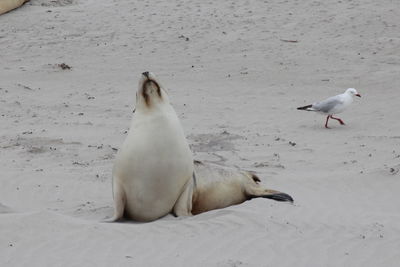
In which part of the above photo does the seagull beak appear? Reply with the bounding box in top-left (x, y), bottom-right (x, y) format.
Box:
top-left (355, 94), bottom-right (361, 97)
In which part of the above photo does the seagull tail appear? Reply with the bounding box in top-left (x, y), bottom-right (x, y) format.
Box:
top-left (297, 104), bottom-right (313, 111)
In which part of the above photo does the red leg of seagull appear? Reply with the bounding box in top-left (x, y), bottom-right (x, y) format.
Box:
top-left (330, 115), bottom-right (345, 125)
top-left (325, 115), bottom-right (330, 129)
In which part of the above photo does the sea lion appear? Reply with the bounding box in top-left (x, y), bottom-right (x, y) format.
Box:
top-left (0, 0), bottom-right (29, 15)
top-left (192, 160), bottom-right (293, 215)
top-left (108, 72), bottom-right (292, 222)
top-left (110, 72), bottom-right (194, 222)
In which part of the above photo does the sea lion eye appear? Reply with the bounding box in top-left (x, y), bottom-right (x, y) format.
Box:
top-left (251, 174), bottom-right (261, 183)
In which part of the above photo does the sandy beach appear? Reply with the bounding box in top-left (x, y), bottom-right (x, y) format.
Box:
top-left (1, 0), bottom-right (400, 266)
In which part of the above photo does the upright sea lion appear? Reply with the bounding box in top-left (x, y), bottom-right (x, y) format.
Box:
top-left (110, 72), bottom-right (194, 222)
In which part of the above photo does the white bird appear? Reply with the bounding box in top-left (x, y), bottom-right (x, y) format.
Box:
top-left (297, 88), bottom-right (361, 128)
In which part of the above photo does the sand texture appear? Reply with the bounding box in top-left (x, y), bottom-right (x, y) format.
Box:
top-left (1, 0), bottom-right (400, 266)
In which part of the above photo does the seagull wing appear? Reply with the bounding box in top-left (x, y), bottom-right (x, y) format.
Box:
top-left (312, 95), bottom-right (344, 113)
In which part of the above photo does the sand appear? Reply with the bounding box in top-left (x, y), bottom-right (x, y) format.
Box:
top-left (1, 0), bottom-right (399, 266)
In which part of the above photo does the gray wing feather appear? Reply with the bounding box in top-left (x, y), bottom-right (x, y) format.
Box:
top-left (312, 96), bottom-right (344, 113)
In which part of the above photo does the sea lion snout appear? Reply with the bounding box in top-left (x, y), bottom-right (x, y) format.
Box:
top-left (137, 72), bottom-right (168, 108)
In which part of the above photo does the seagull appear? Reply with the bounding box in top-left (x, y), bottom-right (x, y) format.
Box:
top-left (297, 88), bottom-right (361, 128)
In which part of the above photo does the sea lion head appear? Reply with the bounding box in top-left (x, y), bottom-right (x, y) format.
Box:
top-left (136, 72), bottom-right (170, 111)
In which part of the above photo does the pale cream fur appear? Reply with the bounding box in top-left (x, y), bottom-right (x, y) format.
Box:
top-left (0, 0), bottom-right (29, 15)
top-left (110, 72), bottom-right (194, 222)
top-left (192, 161), bottom-right (293, 215)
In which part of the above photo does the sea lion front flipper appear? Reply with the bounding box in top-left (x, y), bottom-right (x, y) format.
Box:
top-left (246, 184), bottom-right (294, 203)
top-left (104, 179), bottom-right (126, 222)
top-left (258, 191), bottom-right (294, 202)
top-left (172, 174), bottom-right (195, 217)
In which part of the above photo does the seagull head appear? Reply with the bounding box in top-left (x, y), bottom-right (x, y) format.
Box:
top-left (346, 88), bottom-right (361, 98)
